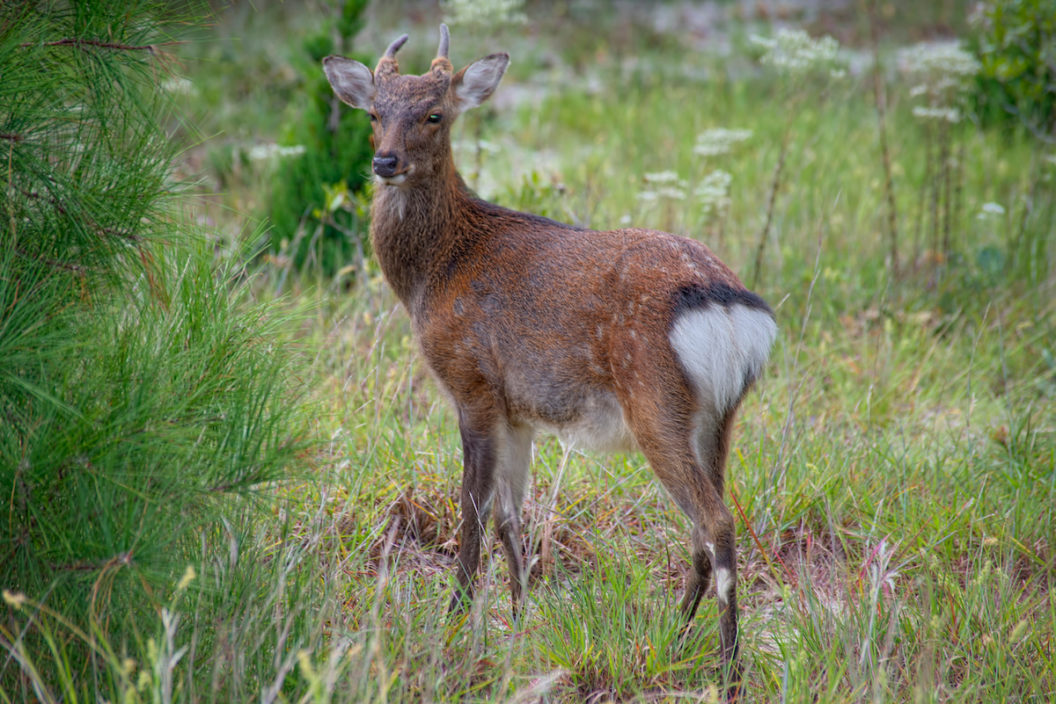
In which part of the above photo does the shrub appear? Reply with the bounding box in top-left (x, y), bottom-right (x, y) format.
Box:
top-left (969, 0), bottom-right (1056, 138)
top-left (266, 0), bottom-right (374, 275)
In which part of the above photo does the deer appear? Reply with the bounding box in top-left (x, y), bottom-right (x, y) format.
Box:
top-left (323, 24), bottom-right (776, 694)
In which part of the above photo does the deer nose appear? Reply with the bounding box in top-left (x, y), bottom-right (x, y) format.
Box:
top-left (372, 154), bottom-right (399, 178)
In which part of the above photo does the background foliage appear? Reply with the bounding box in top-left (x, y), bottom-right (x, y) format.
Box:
top-left (265, 0), bottom-right (375, 274)
top-left (970, 0), bottom-right (1056, 137)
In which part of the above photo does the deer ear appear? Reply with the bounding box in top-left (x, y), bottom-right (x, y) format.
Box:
top-left (452, 53), bottom-right (509, 110)
top-left (323, 56), bottom-right (375, 109)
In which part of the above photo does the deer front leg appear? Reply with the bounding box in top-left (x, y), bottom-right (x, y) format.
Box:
top-left (449, 417), bottom-right (496, 614)
top-left (491, 423), bottom-right (533, 617)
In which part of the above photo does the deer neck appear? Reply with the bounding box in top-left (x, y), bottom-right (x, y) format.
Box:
top-left (370, 156), bottom-right (478, 315)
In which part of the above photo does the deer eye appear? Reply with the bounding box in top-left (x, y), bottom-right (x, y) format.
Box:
top-left (426, 113), bottom-right (442, 124)
top-left (368, 112), bottom-right (378, 123)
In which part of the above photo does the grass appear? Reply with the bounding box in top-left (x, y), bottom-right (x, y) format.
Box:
top-left (4, 2), bottom-right (1055, 702)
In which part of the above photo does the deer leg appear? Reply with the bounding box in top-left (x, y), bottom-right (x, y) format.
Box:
top-left (706, 498), bottom-right (740, 678)
top-left (699, 405), bottom-right (743, 696)
top-left (491, 423), bottom-right (533, 617)
top-left (681, 524), bottom-right (714, 622)
top-left (681, 472), bottom-right (742, 695)
top-left (449, 418), bottom-right (496, 614)
top-left (699, 405), bottom-right (741, 676)
top-left (629, 399), bottom-right (742, 695)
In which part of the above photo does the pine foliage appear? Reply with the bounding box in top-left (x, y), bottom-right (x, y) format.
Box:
top-left (1, 0), bottom-right (305, 642)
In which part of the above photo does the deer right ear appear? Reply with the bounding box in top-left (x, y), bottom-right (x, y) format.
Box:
top-left (323, 56), bottom-right (375, 110)
top-left (453, 53), bottom-right (510, 110)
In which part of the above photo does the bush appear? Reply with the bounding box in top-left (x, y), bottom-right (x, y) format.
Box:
top-left (970, 0), bottom-right (1056, 138)
top-left (0, 0), bottom-right (307, 688)
top-left (266, 0), bottom-right (374, 275)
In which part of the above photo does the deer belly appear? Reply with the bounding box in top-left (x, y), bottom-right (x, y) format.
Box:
top-left (523, 387), bottom-right (637, 453)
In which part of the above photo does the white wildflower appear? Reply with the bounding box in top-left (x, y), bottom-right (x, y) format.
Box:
top-left (752, 28), bottom-right (842, 75)
top-left (639, 171), bottom-right (688, 201)
top-left (161, 77), bottom-right (196, 96)
top-left (638, 185), bottom-right (687, 202)
top-left (657, 185), bottom-right (687, 200)
top-left (899, 41), bottom-right (980, 82)
top-left (977, 202), bottom-right (1005, 219)
top-left (693, 128), bottom-right (752, 157)
top-left (643, 170), bottom-right (682, 185)
top-left (247, 143), bottom-right (306, 161)
top-left (444, 0), bottom-right (527, 27)
top-left (911, 106), bottom-right (961, 123)
top-left (901, 42), bottom-right (979, 124)
top-left (695, 169), bottom-right (732, 216)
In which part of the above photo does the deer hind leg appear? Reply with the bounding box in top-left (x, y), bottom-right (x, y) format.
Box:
top-left (690, 404), bottom-right (741, 667)
top-left (629, 397), bottom-right (742, 683)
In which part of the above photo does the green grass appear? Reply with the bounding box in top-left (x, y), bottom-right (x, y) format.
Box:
top-left (4, 3), bottom-right (1055, 703)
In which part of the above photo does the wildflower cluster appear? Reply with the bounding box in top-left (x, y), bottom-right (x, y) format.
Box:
top-left (637, 168), bottom-right (734, 223)
top-left (900, 41), bottom-right (980, 123)
top-left (160, 76), bottom-right (196, 96)
top-left (752, 28), bottom-right (843, 77)
top-left (247, 143), bottom-right (307, 162)
top-left (901, 41), bottom-right (981, 90)
top-left (695, 169), bottom-right (732, 218)
top-left (693, 128), bottom-right (752, 157)
top-left (911, 106), bottom-right (961, 123)
top-left (977, 201), bottom-right (1005, 219)
top-left (638, 170), bottom-right (687, 202)
top-left (443, 0), bottom-right (527, 28)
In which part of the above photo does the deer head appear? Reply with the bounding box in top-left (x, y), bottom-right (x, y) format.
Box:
top-left (322, 24), bottom-right (509, 186)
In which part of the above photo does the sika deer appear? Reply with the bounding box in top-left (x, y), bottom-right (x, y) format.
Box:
top-left (323, 25), bottom-right (776, 692)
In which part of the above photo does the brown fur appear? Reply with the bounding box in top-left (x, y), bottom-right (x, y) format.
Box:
top-left (324, 27), bottom-right (775, 698)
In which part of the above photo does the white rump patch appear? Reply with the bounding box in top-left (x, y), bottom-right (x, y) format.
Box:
top-left (669, 304), bottom-right (777, 413)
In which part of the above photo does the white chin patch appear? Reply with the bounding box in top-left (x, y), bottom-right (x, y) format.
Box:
top-left (376, 173), bottom-right (407, 186)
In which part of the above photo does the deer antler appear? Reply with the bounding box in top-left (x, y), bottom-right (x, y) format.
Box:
top-left (437, 24), bottom-right (450, 59)
top-left (385, 33), bottom-right (409, 59)
top-left (431, 24), bottom-right (453, 74)
top-left (376, 33), bottom-right (409, 79)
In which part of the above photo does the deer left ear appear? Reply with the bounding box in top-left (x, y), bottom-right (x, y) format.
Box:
top-left (452, 53), bottom-right (509, 110)
top-left (323, 55), bottom-right (375, 110)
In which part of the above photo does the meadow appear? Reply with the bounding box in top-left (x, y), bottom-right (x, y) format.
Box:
top-left (3, 1), bottom-right (1054, 702)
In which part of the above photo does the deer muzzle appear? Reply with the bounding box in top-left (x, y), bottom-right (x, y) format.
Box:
top-left (372, 153), bottom-right (401, 179)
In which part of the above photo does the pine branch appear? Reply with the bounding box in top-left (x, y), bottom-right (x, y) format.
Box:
top-left (21, 37), bottom-right (178, 53)
top-left (21, 189), bottom-right (144, 243)
top-left (14, 247), bottom-right (88, 275)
